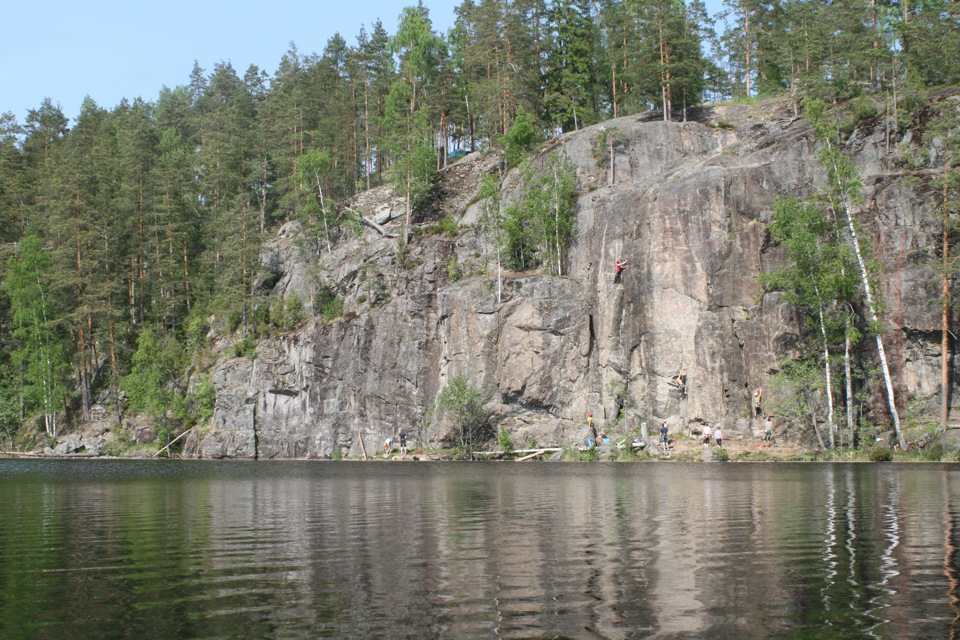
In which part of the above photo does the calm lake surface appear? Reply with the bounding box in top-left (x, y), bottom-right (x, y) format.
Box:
top-left (1, 460), bottom-right (959, 639)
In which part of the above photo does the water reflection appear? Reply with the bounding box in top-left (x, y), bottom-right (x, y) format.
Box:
top-left (1, 460), bottom-right (960, 638)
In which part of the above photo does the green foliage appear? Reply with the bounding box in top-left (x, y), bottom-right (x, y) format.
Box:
top-left (436, 373), bottom-right (490, 457)
top-left (591, 128), bottom-right (626, 168)
top-left (185, 312), bottom-right (210, 353)
top-left (851, 96), bottom-right (878, 122)
top-left (769, 357), bottom-right (827, 440)
top-left (395, 238), bottom-right (412, 268)
top-left (446, 254), bottom-right (461, 283)
top-left (233, 335), bottom-right (257, 359)
top-left (269, 295), bottom-right (306, 332)
top-left (173, 375), bottom-right (215, 427)
top-left (501, 108), bottom-right (540, 167)
top-left (869, 447), bottom-right (893, 462)
top-left (316, 286), bottom-right (343, 322)
top-left (897, 143), bottom-right (931, 170)
top-left (0, 360), bottom-right (21, 449)
top-left (501, 154), bottom-right (578, 275)
top-left (579, 446), bottom-right (600, 462)
top-left (121, 326), bottom-right (186, 421)
top-left (498, 426), bottom-right (513, 455)
top-left (4, 235), bottom-right (70, 436)
top-left (429, 214), bottom-right (459, 238)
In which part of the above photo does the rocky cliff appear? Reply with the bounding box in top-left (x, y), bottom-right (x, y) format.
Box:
top-left (185, 95), bottom-right (956, 459)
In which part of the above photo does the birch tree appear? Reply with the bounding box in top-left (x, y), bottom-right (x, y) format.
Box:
top-left (805, 98), bottom-right (905, 449)
top-left (5, 236), bottom-right (69, 437)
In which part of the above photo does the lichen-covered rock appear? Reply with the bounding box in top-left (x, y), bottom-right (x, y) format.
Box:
top-left (185, 96), bottom-right (954, 459)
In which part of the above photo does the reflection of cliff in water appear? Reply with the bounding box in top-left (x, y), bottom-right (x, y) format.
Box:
top-left (2, 461), bottom-right (960, 638)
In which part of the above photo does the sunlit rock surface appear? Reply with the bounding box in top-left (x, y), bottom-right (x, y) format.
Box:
top-left (185, 97), bottom-right (951, 458)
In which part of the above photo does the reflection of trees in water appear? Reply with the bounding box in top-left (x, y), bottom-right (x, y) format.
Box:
top-left (946, 470), bottom-right (960, 639)
top-left (6, 464), bottom-right (960, 637)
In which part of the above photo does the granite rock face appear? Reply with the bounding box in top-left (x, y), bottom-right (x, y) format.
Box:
top-left (185, 97), bottom-right (953, 458)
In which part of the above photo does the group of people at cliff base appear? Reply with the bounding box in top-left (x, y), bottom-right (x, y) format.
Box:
top-left (700, 424), bottom-right (723, 446)
top-left (384, 428), bottom-right (409, 454)
top-left (586, 413), bottom-right (611, 448)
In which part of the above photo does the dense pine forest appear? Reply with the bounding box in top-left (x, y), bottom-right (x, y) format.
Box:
top-left (1, 0), bottom-right (959, 450)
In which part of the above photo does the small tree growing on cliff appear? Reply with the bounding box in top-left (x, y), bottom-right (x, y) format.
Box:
top-left (502, 153), bottom-right (578, 276)
top-left (436, 373), bottom-right (490, 458)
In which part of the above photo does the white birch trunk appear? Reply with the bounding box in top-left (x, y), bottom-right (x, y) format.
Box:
top-left (826, 141), bottom-right (905, 449)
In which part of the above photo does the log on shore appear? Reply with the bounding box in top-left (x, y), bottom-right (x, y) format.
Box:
top-left (474, 447), bottom-right (562, 459)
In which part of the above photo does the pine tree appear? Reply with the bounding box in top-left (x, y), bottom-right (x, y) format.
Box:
top-left (922, 97), bottom-right (960, 430)
top-left (543, 0), bottom-right (599, 132)
top-left (387, 4), bottom-right (446, 237)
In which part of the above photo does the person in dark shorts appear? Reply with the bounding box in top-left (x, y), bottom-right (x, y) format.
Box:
top-left (613, 258), bottom-right (627, 284)
top-left (659, 421), bottom-right (669, 452)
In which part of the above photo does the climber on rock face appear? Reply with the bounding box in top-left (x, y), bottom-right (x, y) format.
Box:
top-left (613, 258), bottom-right (627, 284)
top-left (674, 369), bottom-right (687, 395)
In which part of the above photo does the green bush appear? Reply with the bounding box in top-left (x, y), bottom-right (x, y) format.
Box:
top-left (436, 374), bottom-right (491, 457)
top-left (869, 447), bottom-right (893, 462)
top-left (270, 295), bottom-right (305, 331)
top-left (433, 214), bottom-right (459, 238)
top-left (316, 286), bottom-right (343, 322)
top-left (501, 108), bottom-right (539, 167)
top-left (234, 336), bottom-right (257, 359)
top-left (446, 255), bottom-right (461, 282)
top-left (498, 426), bottom-right (513, 455)
top-left (851, 95), bottom-right (878, 121)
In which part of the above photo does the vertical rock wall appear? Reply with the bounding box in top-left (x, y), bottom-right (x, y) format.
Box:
top-left (186, 98), bottom-right (951, 458)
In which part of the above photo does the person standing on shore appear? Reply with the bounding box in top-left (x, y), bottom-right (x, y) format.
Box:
top-left (398, 428), bottom-right (407, 454)
top-left (714, 426), bottom-right (724, 447)
top-left (763, 417), bottom-right (773, 442)
top-left (588, 412), bottom-right (598, 447)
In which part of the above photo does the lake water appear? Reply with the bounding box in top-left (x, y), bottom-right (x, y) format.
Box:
top-left (1, 460), bottom-right (958, 639)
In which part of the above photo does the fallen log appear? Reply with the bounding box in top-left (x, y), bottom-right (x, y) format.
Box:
top-left (473, 447), bottom-right (562, 459)
top-left (358, 432), bottom-right (367, 460)
top-left (342, 208), bottom-right (394, 237)
top-left (515, 449), bottom-right (548, 462)
top-left (153, 427), bottom-right (194, 458)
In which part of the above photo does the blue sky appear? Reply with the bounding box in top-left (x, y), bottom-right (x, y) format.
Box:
top-left (2, 1), bottom-right (461, 124)
top-left (3, 0), bottom-right (725, 126)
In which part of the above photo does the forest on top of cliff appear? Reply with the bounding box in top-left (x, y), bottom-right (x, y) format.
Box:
top-left (0, 0), bottom-right (959, 450)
